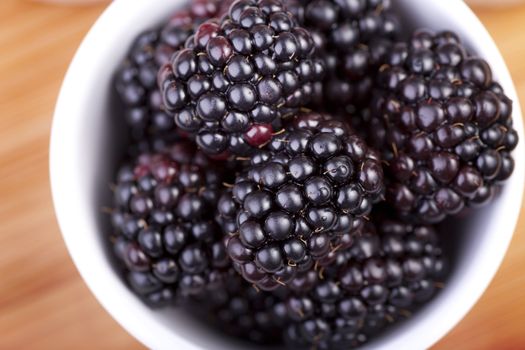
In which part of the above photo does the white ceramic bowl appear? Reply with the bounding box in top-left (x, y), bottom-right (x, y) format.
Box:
top-left (50, 0), bottom-right (525, 349)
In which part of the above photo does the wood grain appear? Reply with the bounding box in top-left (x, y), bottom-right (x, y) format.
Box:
top-left (0, 1), bottom-right (524, 349)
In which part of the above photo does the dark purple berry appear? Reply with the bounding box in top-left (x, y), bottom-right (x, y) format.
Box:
top-left (217, 114), bottom-right (383, 289)
top-left (365, 30), bottom-right (518, 223)
top-left (283, 214), bottom-right (447, 349)
top-left (109, 140), bottom-right (232, 305)
top-left (159, 0), bottom-right (325, 155)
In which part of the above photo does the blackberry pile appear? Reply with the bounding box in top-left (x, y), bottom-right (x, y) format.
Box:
top-left (189, 270), bottom-right (289, 344)
top-left (159, 0), bottom-right (325, 155)
top-left (365, 30), bottom-right (519, 223)
top-left (284, 216), bottom-right (447, 349)
top-left (286, 0), bottom-right (400, 111)
top-left (110, 140), bottom-right (231, 305)
top-left (105, 0), bottom-right (518, 348)
top-left (115, 0), bottom-right (233, 141)
top-left (217, 113), bottom-right (383, 290)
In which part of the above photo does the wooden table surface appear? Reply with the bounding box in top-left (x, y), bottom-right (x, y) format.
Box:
top-left (1, 1), bottom-right (525, 349)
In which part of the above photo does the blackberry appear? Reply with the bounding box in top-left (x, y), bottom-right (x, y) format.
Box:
top-left (190, 269), bottom-right (288, 344)
top-left (159, 0), bottom-right (325, 156)
top-left (364, 30), bottom-right (519, 223)
top-left (286, 0), bottom-right (400, 111)
top-left (216, 113), bottom-right (384, 291)
top-left (109, 140), bottom-right (231, 305)
top-left (283, 215), bottom-right (447, 349)
top-left (115, 1), bottom-right (231, 140)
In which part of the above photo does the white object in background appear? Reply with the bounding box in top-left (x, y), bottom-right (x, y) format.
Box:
top-left (50, 0), bottom-right (525, 349)
top-left (466, 0), bottom-right (525, 6)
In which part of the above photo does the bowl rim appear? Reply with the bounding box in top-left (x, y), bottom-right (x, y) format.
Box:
top-left (49, 0), bottom-right (525, 349)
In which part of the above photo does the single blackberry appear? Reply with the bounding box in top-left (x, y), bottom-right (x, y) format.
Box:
top-left (190, 269), bottom-right (289, 344)
top-left (283, 215), bottom-right (448, 349)
top-left (115, 1), bottom-right (232, 140)
top-left (216, 113), bottom-right (384, 291)
top-left (363, 30), bottom-right (519, 223)
top-left (286, 0), bottom-right (400, 111)
top-left (159, 0), bottom-right (325, 156)
top-left (109, 140), bottom-right (231, 306)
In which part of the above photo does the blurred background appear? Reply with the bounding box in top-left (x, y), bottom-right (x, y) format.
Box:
top-left (1, 0), bottom-right (525, 349)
